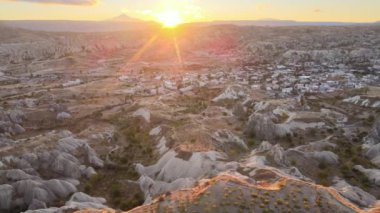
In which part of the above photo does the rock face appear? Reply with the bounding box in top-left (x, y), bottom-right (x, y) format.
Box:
top-left (343, 96), bottom-right (380, 108)
top-left (0, 107), bottom-right (26, 136)
top-left (137, 150), bottom-right (237, 182)
top-left (307, 151), bottom-right (339, 165)
top-left (0, 35), bottom-right (104, 64)
top-left (232, 103), bottom-right (248, 120)
top-left (133, 108), bottom-right (151, 123)
top-left (81, 166), bottom-right (96, 178)
top-left (0, 136), bottom-right (15, 147)
top-left (28, 199), bottom-right (47, 210)
top-left (248, 141), bottom-right (286, 166)
top-left (245, 113), bottom-right (288, 140)
top-left (246, 140), bottom-right (340, 181)
top-left (248, 142), bottom-right (276, 166)
top-left (245, 111), bottom-right (325, 142)
top-left (57, 136), bottom-right (104, 168)
top-left (212, 129), bottom-right (248, 150)
top-left (138, 175), bottom-right (195, 203)
top-left (363, 119), bottom-right (380, 167)
top-left (62, 79), bottom-right (81, 87)
top-left (354, 165), bottom-right (380, 186)
top-left (50, 151), bottom-right (82, 179)
top-left (24, 192), bottom-right (107, 212)
top-left (68, 192), bottom-right (106, 204)
top-left (149, 126), bottom-right (161, 136)
top-left (0, 184), bottom-right (13, 210)
top-left (321, 108), bottom-right (347, 124)
top-left (284, 148), bottom-right (339, 169)
top-left (254, 101), bottom-right (270, 112)
top-left (366, 143), bottom-right (380, 167)
top-left (56, 112), bottom-right (72, 121)
top-left (63, 192), bottom-right (107, 209)
top-left (156, 137), bottom-right (169, 155)
top-left (4, 169), bottom-right (35, 181)
top-left (294, 139), bottom-right (336, 152)
top-left (8, 178), bottom-right (77, 210)
top-left (212, 85), bottom-right (246, 102)
top-left (0, 131), bottom-right (105, 211)
top-left (333, 178), bottom-right (377, 207)
top-left (126, 169), bottom-right (370, 213)
top-left (136, 150), bottom-right (238, 202)
top-left (44, 179), bottom-right (77, 199)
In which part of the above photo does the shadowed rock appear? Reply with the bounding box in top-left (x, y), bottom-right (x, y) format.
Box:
top-left (0, 184), bottom-right (13, 210)
top-left (333, 178), bottom-right (377, 207)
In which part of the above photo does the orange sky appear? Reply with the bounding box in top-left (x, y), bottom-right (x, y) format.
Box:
top-left (0, 0), bottom-right (379, 23)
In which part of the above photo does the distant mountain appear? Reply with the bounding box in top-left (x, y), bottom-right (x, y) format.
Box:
top-left (0, 14), bottom-right (153, 32)
top-left (1, 18), bottom-right (378, 32)
top-left (0, 19), bottom-right (158, 32)
top-left (213, 19), bottom-right (300, 26)
top-left (189, 19), bottom-right (377, 27)
top-left (109, 14), bottom-right (142, 22)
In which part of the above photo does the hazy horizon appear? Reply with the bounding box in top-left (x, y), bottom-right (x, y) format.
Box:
top-left (1, 17), bottom-right (379, 24)
top-left (1, 0), bottom-right (379, 24)
top-left (1, 1), bottom-right (380, 213)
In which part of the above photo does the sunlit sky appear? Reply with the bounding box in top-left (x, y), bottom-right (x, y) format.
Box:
top-left (0, 0), bottom-right (379, 23)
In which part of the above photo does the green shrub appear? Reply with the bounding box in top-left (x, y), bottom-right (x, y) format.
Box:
top-left (318, 162), bottom-right (327, 170)
top-left (84, 182), bottom-right (91, 192)
top-left (89, 173), bottom-right (102, 184)
top-left (111, 183), bottom-right (122, 198)
top-left (247, 138), bottom-right (256, 147)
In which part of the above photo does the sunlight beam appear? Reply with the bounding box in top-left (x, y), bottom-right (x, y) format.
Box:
top-left (173, 36), bottom-right (183, 70)
top-left (128, 34), bottom-right (158, 62)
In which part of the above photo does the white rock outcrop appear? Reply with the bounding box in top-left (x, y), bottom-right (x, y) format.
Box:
top-left (149, 126), bottom-right (161, 136)
top-left (245, 113), bottom-right (289, 140)
top-left (11, 178), bottom-right (77, 207)
top-left (0, 108), bottom-right (26, 135)
top-left (212, 85), bottom-right (246, 102)
top-left (353, 165), bottom-right (380, 186)
top-left (0, 131), bottom-right (105, 211)
top-left (212, 129), bottom-right (248, 150)
top-left (136, 150), bottom-right (237, 182)
top-left (138, 175), bottom-right (195, 203)
top-left (62, 79), bottom-right (81, 87)
top-left (156, 137), bottom-right (169, 155)
top-left (133, 108), bottom-right (151, 123)
top-left (363, 120), bottom-right (380, 167)
top-left (0, 184), bottom-right (13, 210)
top-left (333, 178), bottom-right (377, 207)
top-left (58, 136), bottom-right (104, 168)
top-left (136, 149), bottom-right (238, 203)
top-left (343, 96), bottom-right (380, 108)
top-left (250, 141), bottom-right (285, 166)
top-left (24, 192), bottom-right (107, 212)
top-left (5, 169), bottom-right (35, 181)
top-left (68, 192), bottom-right (106, 205)
top-left (307, 151), bottom-right (339, 165)
top-left (56, 112), bottom-right (72, 121)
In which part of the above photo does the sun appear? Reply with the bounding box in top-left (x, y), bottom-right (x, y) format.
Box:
top-left (155, 10), bottom-right (183, 28)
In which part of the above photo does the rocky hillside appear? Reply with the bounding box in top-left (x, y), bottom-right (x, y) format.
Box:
top-left (76, 168), bottom-right (380, 213)
top-left (1, 25), bottom-right (380, 213)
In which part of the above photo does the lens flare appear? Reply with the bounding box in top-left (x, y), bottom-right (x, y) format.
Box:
top-left (156, 10), bottom-right (183, 28)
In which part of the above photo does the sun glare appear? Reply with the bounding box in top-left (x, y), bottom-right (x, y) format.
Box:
top-left (156, 10), bottom-right (183, 28)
